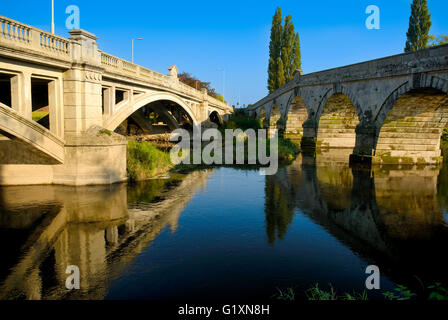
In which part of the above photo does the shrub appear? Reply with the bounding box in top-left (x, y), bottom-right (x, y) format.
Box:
top-left (127, 140), bottom-right (173, 182)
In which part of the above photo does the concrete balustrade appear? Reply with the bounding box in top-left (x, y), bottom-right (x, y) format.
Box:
top-left (0, 15), bottom-right (233, 186)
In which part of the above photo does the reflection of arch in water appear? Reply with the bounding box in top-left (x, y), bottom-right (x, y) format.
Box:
top-left (267, 156), bottom-right (448, 291)
top-left (0, 169), bottom-right (214, 300)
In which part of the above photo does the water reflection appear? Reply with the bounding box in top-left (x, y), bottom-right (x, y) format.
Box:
top-left (265, 151), bottom-right (448, 293)
top-left (1, 152), bottom-right (448, 300)
top-left (0, 170), bottom-right (212, 300)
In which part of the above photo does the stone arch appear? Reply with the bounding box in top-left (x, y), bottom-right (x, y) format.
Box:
top-left (284, 95), bottom-right (309, 139)
top-left (316, 91), bottom-right (360, 149)
top-left (373, 80), bottom-right (448, 164)
top-left (316, 85), bottom-right (363, 123)
top-left (374, 75), bottom-right (448, 126)
top-left (104, 92), bottom-right (198, 132)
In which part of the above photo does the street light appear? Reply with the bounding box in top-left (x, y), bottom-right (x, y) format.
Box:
top-left (217, 68), bottom-right (225, 102)
top-left (51, 0), bottom-right (55, 34)
top-left (132, 38), bottom-right (144, 64)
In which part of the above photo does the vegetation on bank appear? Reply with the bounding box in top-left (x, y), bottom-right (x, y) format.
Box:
top-left (127, 140), bottom-right (173, 182)
top-left (274, 282), bottom-right (448, 301)
top-left (442, 127), bottom-right (448, 162)
top-left (222, 113), bottom-right (300, 162)
top-left (126, 113), bottom-right (301, 182)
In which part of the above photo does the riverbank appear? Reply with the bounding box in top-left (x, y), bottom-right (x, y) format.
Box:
top-left (126, 114), bottom-right (301, 182)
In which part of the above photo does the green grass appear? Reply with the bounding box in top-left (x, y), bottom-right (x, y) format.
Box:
top-left (273, 283), bottom-right (448, 301)
top-left (32, 111), bottom-right (48, 122)
top-left (127, 140), bottom-right (173, 182)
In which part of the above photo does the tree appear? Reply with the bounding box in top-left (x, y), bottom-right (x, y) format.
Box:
top-left (405, 0), bottom-right (432, 52)
top-left (267, 8), bottom-right (302, 93)
top-left (277, 57), bottom-right (286, 88)
top-left (428, 35), bottom-right (448, 47)
top-left (268, 7), bottom-right (283, 93)
top-left (178, 72), bottom-right (220, 99)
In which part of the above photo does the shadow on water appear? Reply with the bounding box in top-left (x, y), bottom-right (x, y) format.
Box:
top-left (265, 149), bottom-right (448, 296)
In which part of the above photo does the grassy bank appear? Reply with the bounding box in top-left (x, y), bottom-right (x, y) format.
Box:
top-left (274, 282), bottom-right (448, 301)
top-left (126, 114), bottom-right (300, 181)
top-left (127, 140), bottom-right (173, 182)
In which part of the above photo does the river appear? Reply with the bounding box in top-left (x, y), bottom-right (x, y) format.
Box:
top-left (0, 151), bottom-right (447, 300)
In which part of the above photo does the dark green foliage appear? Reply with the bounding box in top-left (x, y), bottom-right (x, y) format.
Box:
top-left (405, 0), bottom-right (432, 52)
top-left (267, 8), bottom-right (302, 93)
top-left (268, 7), bottom-right (283, 93)
top-left (428, 283), bottom-right (448, 300)
top-left (223, 114), bottom-right (262, 131)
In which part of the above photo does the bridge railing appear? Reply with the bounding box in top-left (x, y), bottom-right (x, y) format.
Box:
top-left (0, 15), bottom-right (232, 112)
top-left (99, 50), bottom-right (232, 111)
top-left (0, 16), bottom-right (70, 60)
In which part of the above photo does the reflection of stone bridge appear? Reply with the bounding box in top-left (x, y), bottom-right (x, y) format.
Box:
top-left (0, 169), bottom-right (212, 300)
top-left (247, 45), bottom-right (448, 165)
top-left (0, 16), bottom-right (232, 185)
top-left (266, 154), bottom-right (448, 289)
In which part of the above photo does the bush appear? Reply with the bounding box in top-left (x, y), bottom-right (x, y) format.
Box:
top-left (127, 140), bottom-right (173, 182)
top-left (223, 115), bottom-right (262, 131)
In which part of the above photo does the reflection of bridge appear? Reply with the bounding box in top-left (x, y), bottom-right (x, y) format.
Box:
top-left (0, 16), bottom-right (232, 185)
top-left (0, 169), bottom-right (212, 300)
top-left (266, 154), bottom-right (448, 291)
top-left (247, 45), bottom-right (448, 165)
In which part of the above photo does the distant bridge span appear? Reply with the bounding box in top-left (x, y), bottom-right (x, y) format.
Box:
top-left (247, 45), bottom-right (448, 164)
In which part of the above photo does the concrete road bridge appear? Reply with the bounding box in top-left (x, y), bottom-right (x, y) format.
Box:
top-left (0, 16), bottom-right (233, 185)
top-left (247, 45), bottom-right (448, 165)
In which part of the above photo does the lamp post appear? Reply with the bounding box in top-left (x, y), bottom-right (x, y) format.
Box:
top-left (217, 68), bottom-right (225, 102)
top-left (51, 0), bottom-right (55, 34)
top-left (132, 38), bottom-right (144, 64)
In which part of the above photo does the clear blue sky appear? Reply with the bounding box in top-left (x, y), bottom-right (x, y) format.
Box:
top-left (1, 0), bottom-right (447, 106)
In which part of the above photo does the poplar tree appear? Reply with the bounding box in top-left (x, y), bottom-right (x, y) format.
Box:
top-left (268, 8), bottom-right (283, 93)
top-left (282, 15), bottom-right (296, 83)
top-left (277, 57), bottom-right (286, 88)
top-left (267, 8), bottom-right (302, 93)
top-left (405, 0), bottom-right (432, 52)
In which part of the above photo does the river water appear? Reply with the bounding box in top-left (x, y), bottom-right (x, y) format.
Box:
top-left (0, 151), bottom-right (447, 300)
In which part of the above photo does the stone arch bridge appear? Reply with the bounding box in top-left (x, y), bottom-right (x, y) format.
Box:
top-left (247, 45), bottom-right (448, 165)
top-left (0, 16), bottom-right (233, 185)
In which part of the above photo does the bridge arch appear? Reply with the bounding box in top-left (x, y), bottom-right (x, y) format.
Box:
top-left (0, 103), bottom-right (65, 164)
top-left (104, 92), bottom-right (199, 132)
top-left (284, 94), bottom-right (309, 139)
top-left (316, 85), bottom-right (362, 123)
top-left (373, 77), bottom-right (448, 164)
top-left (208, 110), bottom-right (223, 126)
top-left (316, 90), bottom-right (360, 149)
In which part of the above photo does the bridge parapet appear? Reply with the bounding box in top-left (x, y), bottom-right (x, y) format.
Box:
top-left (0, 15), bottom-right (71, 64)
